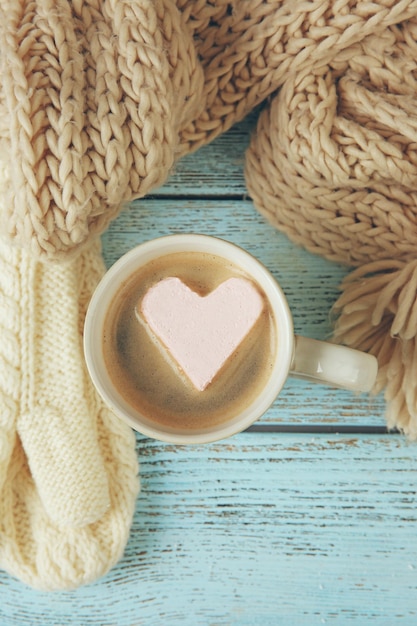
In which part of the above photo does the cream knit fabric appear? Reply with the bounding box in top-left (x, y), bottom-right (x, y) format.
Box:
top-left (2, 0), bottom-right (417, 591)
top-left (0, 155), bottom-right (139, 589)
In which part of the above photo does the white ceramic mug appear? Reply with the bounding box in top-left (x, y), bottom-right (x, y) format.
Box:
top-left (84, 234), bottom-right (378, 443)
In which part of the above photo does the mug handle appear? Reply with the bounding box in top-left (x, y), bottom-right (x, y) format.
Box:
top-left (291, 336), bottom-right (378, 392)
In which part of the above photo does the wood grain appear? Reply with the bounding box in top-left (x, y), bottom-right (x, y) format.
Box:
top-left (1, 433), bottom-right (416, 625)
top-left (150, 110), bottom-right (256, 198)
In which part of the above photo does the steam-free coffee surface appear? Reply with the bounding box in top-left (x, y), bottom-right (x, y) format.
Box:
top-left (103, 251), bottom-right (277, 431)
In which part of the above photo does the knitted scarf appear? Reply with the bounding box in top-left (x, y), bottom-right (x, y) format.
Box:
top-left (1, 0), bottom-right (417, 590)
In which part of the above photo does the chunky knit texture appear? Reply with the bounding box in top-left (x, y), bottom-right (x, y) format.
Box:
top-left (244, 5), bottom-right (417, 437)
top-left (0, 153), bottom-right (139, 590)
top-left (2, 0), bottom-right (417, 590)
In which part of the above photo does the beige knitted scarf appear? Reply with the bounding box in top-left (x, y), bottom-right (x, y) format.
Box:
top-left (1, 0), bottom-right (417, 590)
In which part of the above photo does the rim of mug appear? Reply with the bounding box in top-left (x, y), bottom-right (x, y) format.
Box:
top-left (83, 234), bottom-right (294, 444)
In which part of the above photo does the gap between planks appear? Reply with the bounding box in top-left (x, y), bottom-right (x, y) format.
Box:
top-left (246, 423), bottom-right (396, 435)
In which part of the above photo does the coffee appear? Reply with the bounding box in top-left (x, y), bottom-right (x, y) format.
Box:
top-left (102, 251), bottom-right (277, 432)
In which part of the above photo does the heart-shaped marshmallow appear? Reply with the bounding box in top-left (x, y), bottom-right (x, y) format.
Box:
top-left (139, 277), bottom-right (264, 391)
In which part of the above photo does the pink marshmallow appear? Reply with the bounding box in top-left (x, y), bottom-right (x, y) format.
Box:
top-left (140, 277), bottom-right (264, 390)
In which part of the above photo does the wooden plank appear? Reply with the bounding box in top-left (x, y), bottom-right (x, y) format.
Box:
top-left (102, 199), bottom-right (387, 428)
top-left (152, 111), bottom-right (257, 197)
top-left (1, 432), bottom-right (416, 625)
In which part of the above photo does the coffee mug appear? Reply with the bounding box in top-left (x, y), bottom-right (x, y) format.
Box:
top-left (84, 234), bottom-right (378, 444)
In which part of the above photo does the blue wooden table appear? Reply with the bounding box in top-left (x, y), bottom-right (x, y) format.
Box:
top-left (1, 114), bottom-right (417, 625)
